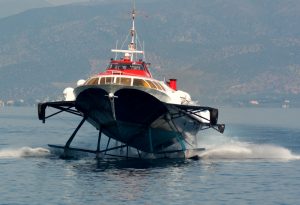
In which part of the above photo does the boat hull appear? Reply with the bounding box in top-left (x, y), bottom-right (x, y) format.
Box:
top-left (74, 85), bottom-right (200, 154)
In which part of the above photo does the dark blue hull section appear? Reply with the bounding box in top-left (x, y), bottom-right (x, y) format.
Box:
top-left (74, 87), bottom-right (197, 153)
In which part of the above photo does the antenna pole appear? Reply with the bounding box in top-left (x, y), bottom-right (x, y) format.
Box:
top-left (143, 41), bottom-right (146, 61)
top-left (129, 0), bottom-right (136, 61)
top-left (115, 40), bottom-right (118, 60)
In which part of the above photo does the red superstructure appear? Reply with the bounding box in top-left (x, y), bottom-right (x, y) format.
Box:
top-left (99, 59), bottom-right (152, 78)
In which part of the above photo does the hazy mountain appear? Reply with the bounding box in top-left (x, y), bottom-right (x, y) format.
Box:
top-left (0, 0), bottom-right (51, 19)
top-left (47, 0), bottom-right (90, 6)
top-left (0, 0), bottom-right (91, 19)
top-left (0, 0), bottom-right (299, 106)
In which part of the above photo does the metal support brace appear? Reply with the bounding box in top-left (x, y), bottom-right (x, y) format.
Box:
top-left (104, 137), bottom-right (111, 155)
top-left (126, 146), bottom-right (129, 158)
top-left (176, 134), bottom-right (186, 152)
top-left (63, 116), bottom-right (86, 157)
top-left (96, 127), bottom-right (102, 158)
top-left (137, 149), bottom-right (141, 158)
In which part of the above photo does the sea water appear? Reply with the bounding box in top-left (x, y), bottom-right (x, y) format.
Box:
top-left (0, 106), bottom-right (300, 205)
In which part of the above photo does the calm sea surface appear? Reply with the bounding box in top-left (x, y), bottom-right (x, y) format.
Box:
top-left (1, 107), bottom-right (300, 205)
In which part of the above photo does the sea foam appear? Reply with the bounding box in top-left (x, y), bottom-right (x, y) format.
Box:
top-left (0, 147), bottom-right (50, 158)
top-left (196, 135), bottom-right (300, 161)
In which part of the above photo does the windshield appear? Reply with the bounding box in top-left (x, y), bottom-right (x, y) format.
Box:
top-left (108, 63), bottom-right (144, 70)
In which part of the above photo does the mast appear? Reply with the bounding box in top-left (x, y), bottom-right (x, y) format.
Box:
top-left (111, 0), bottom-right (144, 61)
top-left (129, 0), bottom-right (135, 51)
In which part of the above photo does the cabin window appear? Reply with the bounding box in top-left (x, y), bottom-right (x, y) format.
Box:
top-left (152, 81), bottom-right (162, 90)
top-left (145, 80), bottom-right (157, 89)
top-left (133, 79), bottom-right (150, 88)
top-left (105, 77), bottom-right (113, 84)
top-left (115, 77), bottom-right (120, 84)
top-left (116, 77), bottom-right (131, 86)
top-left (154, 81), bottom-right (165, 91)
top-left (86, 78), bottom-right (99, 85)
top-left (99, 77), bottom-right (105, 85)
top-left (121, 78), bottom-right (131, 85)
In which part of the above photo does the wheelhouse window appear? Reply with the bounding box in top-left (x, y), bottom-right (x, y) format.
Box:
top-left (108, 63), bottom-right (145, 71)
top-left (108, 64), bottom-right (118, 69)
top-left (131, 64), bottom-right (144, 70)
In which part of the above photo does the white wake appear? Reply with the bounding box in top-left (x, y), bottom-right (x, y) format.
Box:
top-left (196, 135), bottom-right (300, 161)
top-left (0, 147), bottom-right (50, 158)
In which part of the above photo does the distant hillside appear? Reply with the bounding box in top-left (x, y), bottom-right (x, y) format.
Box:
top-left (0, 0), bottom-right (51, 19)
top-left (0, 0), bottom-right (299, 106)
top-left (46, 0), bottom-right (89, 6)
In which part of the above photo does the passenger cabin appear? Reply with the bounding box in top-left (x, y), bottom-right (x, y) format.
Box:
top-left (84, 58), bottom-right (167, 91)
